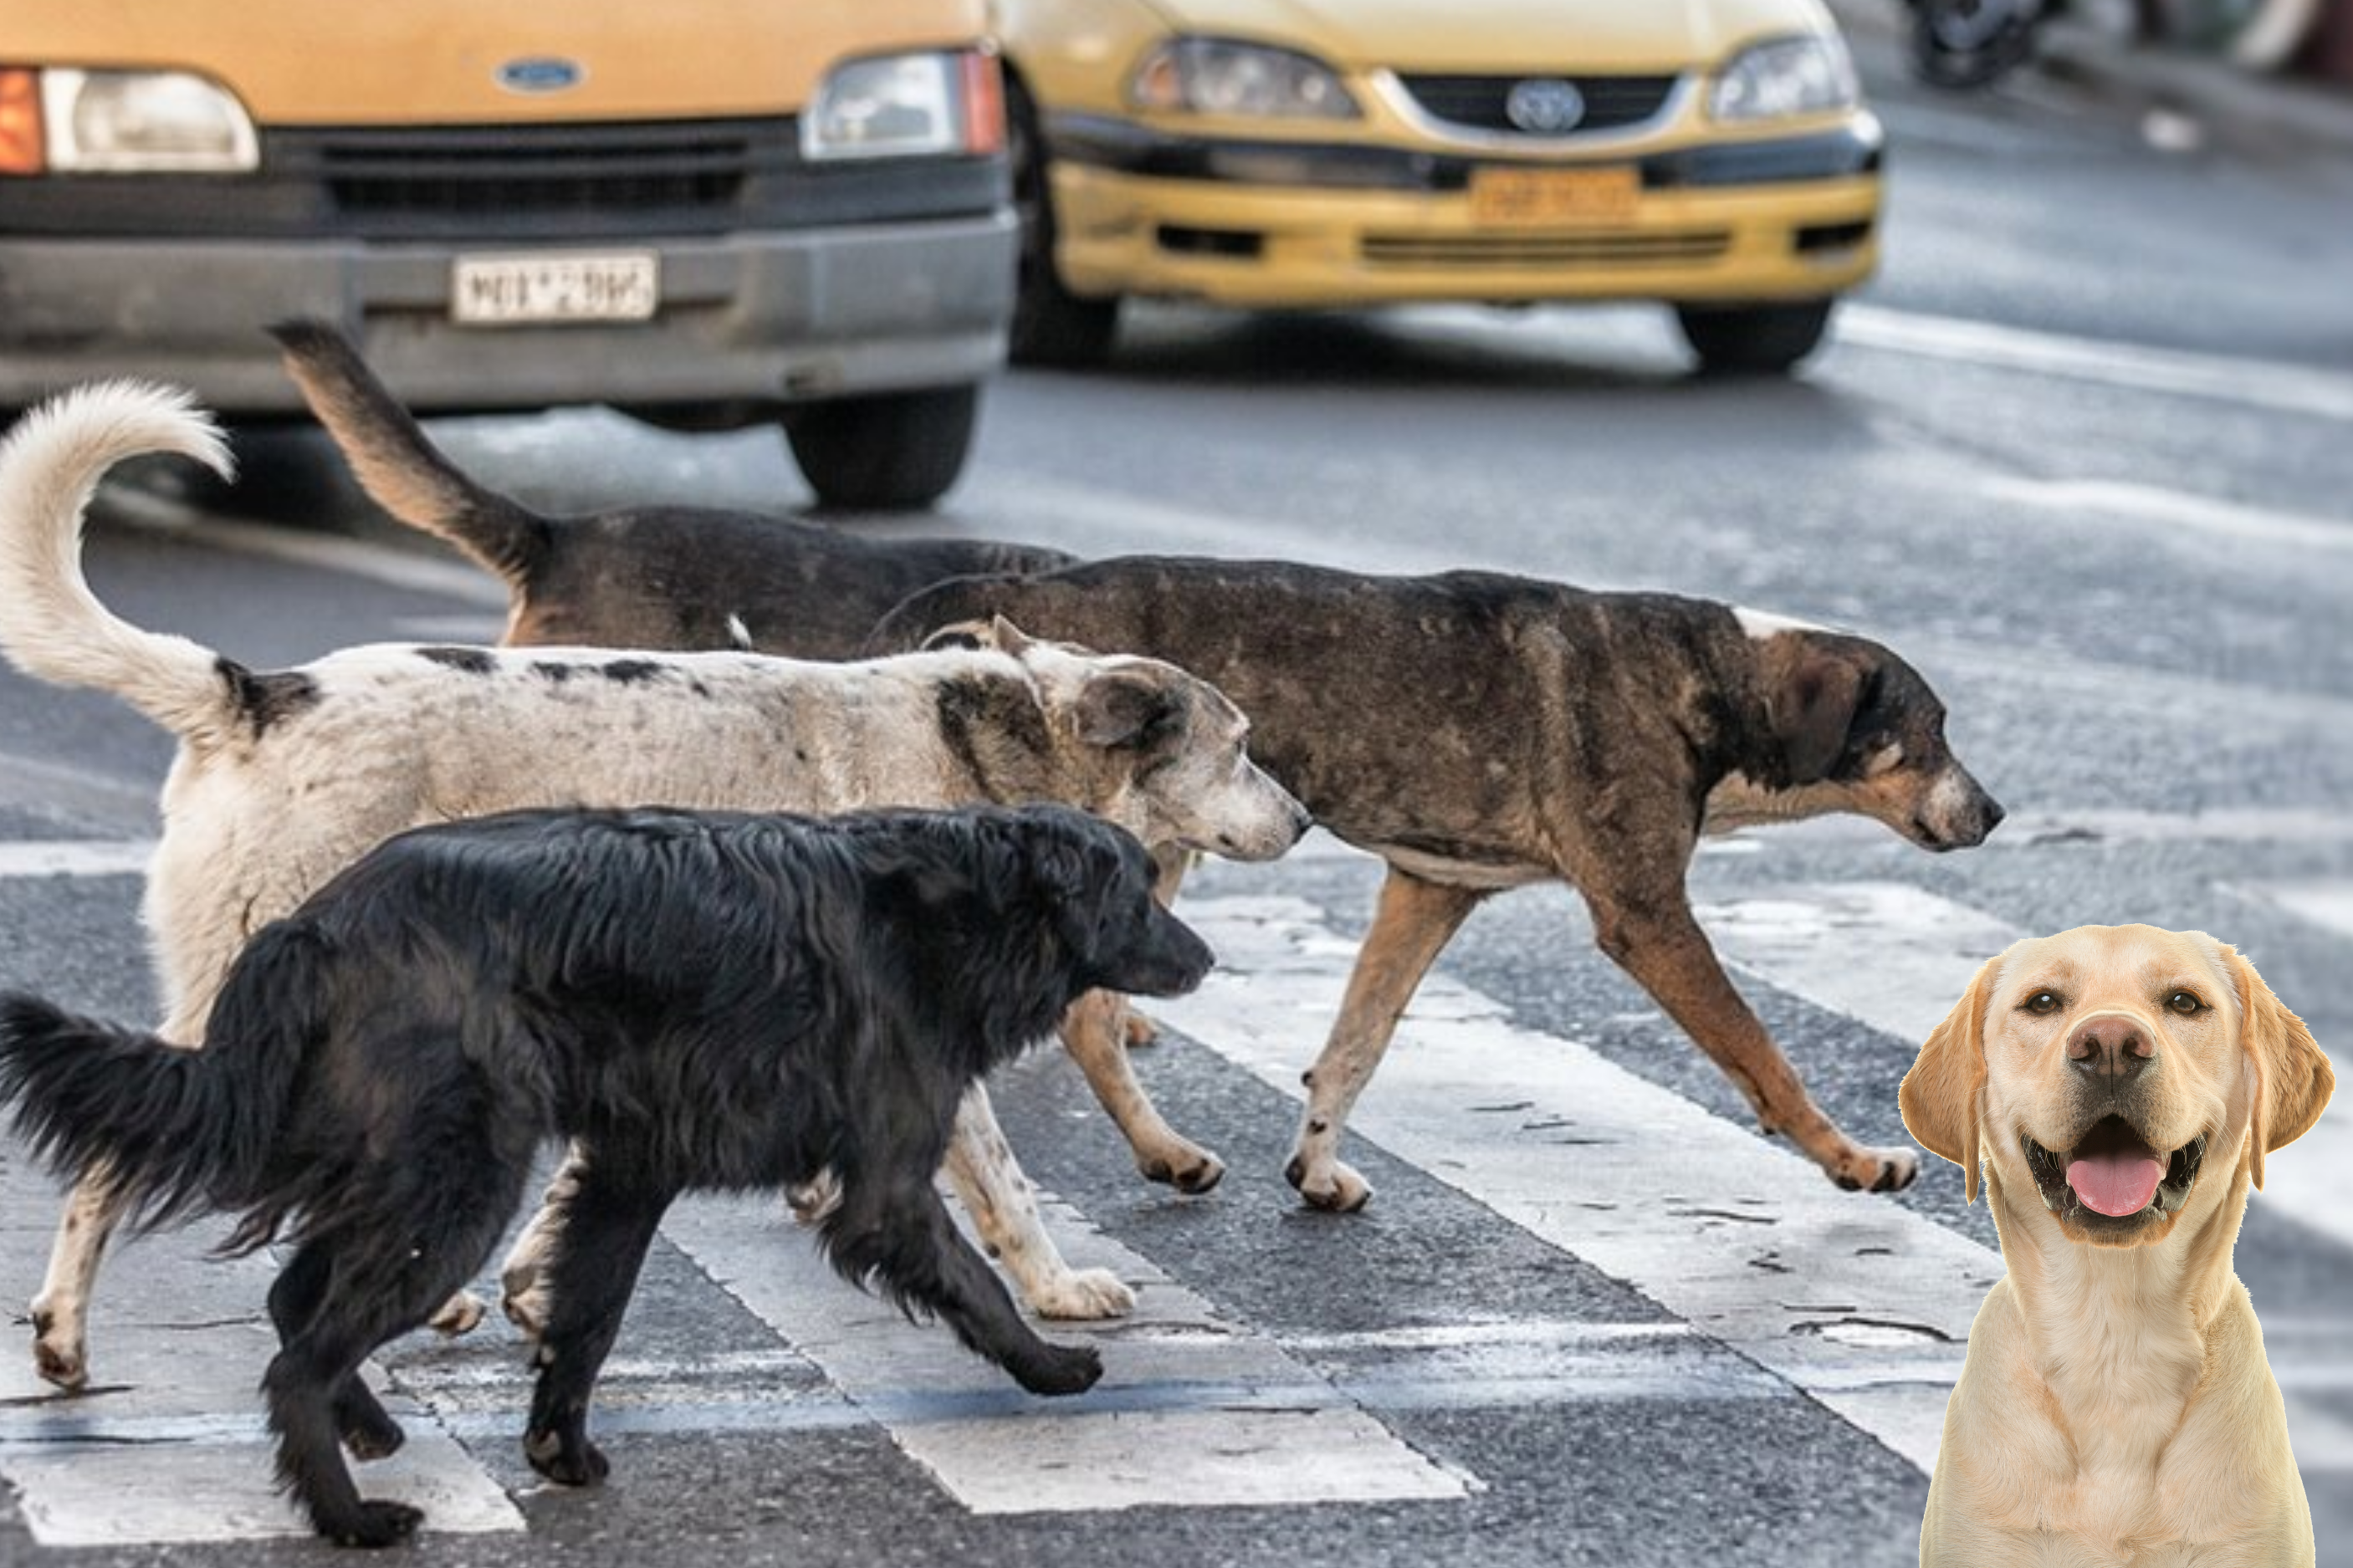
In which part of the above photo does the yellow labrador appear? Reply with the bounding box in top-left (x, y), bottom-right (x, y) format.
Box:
top-left (1900, 924), bottom-right (2332, 1568)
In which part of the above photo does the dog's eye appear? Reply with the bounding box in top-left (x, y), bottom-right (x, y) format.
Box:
top-left (2023, 990), bottom-right (2061, 1015)
top-left (2166, 990), bottom-right (2203, 1016)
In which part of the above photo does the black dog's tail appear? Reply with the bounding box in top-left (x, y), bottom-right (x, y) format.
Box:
top-left (0, 923), bottom-right (330, 1239)
top-left (268, 318), bottom-right (551, 589)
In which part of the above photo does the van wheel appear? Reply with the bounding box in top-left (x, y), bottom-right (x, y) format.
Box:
top-left (1675, 300), bottom-right (1837, 375)
top-left (1008, 81), bottom-right (1119, 368)
top-left (782, 386), bottom-right (980, 511)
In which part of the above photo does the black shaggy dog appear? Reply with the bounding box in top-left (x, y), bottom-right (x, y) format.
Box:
top-left (0, 803), bottom-right (1212, 1549)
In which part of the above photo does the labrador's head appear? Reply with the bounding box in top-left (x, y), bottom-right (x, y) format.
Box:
top-left (1900, 925), bottom-right (2330, 1249)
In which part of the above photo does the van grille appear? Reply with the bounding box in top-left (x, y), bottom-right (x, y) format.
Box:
top-left (312, 121), bottom-right (763, 223)
top-left (1359, 230), bottom-right (1731, 269)
top-left (1395, 74), bottom-right (1680, 135)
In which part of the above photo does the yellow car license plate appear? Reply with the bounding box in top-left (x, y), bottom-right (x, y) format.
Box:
top-left (1467, 166), bottom-right (1641, 227)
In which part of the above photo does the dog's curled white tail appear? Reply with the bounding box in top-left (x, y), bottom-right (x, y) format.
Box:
top-left (0, 382), bottom-right (238, 741)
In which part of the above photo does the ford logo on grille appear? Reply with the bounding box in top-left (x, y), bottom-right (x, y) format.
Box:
top-left (496, 56), bottom-right (585, 94)
top-left (1504, 78), bottom-right (1587, 135)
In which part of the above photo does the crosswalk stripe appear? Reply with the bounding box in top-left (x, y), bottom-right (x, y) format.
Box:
top-left (1153, 894), bottom-right (1996, 1477)
top-left (1696, 881), bottom-right (2353, 1255)
top-left (656, 1189), bottom-right (1473, 1512)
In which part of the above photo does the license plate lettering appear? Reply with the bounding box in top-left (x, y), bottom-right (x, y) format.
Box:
top-left (450, 253), bottom-right (660, 326)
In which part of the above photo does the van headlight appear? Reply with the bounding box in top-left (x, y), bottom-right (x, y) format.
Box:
top-left (1709, 35), bottom-right (1860, 122)
top-left (803, 49), bottom-right (1004, 161)
top-left (43, 69), bottom-right (258, 172)
top-left (1128, 38), bottom-right (1360, 120)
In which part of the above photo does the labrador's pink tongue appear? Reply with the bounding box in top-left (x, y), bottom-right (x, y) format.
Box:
top-left (2067, 1151), bottom-right (2163, 1216)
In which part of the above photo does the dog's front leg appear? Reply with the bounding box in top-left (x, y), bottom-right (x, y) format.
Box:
top-left (28, 1172), bottom-right (130, 1390)
top-left (499, 1148), bottom-right (591, 1340)
top-left (1056, 989), bottom-right (1224, 1193)
top-left (940, 1084), bottom-right (1136, 1320)
top-left (1285, 866), bottom-right (1486, 1212)
top-left (1588, 891), bottom-right (1919, 1193)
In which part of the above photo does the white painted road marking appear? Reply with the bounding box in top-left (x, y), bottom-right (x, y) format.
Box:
top-left (1838, 304), bottom-right (2353, 425)
top-left (1981, 476), bottom-right (2353, 557)
top-left (0, 840), bottom-right (152, 879)
top-left (658, 1189), bottom-right (1472, 1512)
top-left (1155, 895), bottom-right (1995, 1477)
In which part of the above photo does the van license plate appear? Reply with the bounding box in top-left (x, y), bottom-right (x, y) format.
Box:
top-left (450, 253), bottom-right (660, 325)
top-left (1467, 166), bottom-right (1640, 227)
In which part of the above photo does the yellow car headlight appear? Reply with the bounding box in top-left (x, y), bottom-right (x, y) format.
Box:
top-left (1128, 38), bottom-right (1360, 120)
top-left (42, 69), bottom-right (258, 173)
top-left (1709, 34), bottom-right (1860, 122)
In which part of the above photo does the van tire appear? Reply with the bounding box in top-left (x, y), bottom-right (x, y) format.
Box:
top-left (1008, 81), bottom-right (1120, 369)
top-left (782, 386), bottom-right (980, 511)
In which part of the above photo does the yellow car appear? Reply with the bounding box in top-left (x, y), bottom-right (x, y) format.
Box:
top-left (993, 0), bottom-right (1881, 374)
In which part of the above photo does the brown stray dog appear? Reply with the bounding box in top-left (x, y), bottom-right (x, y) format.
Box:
top-left (1900, 925), bottom-right (2331, 1567)
top-left (281, 322), bottom-right (2005, 1205)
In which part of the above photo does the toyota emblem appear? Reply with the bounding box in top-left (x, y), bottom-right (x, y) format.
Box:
top-left (1504, 78), bottom-right (1587, 135)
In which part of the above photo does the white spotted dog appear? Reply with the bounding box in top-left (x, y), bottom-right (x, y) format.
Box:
top-left (0, 382), bottom-right (1310, 1392)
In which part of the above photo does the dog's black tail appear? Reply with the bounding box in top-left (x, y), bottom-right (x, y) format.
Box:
top-left (269, 318), bottom-right (550, 589)
top-left (0, 922), bottom-right (331, 1240)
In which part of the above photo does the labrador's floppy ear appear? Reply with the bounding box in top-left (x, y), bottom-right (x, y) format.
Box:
top-left (1900, 955), bottom-right (1999, 1204)
top-left (2224, 945), bottom-right (2333, 1191)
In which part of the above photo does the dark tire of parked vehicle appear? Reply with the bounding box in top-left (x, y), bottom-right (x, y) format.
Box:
top-left (781, 386), bottom-right (980, 510)
top-left (1675, 299), bottom-right (1837, 375)
top-left (1006, 80), bottom-right (1121, 370)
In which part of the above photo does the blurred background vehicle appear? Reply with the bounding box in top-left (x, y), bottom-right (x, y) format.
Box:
top-left (0, 1), bottom-right (1013, 509)
top-left (991, 0), bottom-right (1884, 375)
top-left (1901, 0), bottom-right (2329, 91)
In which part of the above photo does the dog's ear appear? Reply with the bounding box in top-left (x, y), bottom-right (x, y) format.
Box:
top-left (1075, 670), bottom-right (1183, 750)
top-left (920, 618), bottom-right (992, 653)
top-left (2224, 946), bottom-right (2333, 1190)
top-left (1764, 641), bottom-right (1867, 785)
top-left (1900, 955), bottom-right (1998, 1204)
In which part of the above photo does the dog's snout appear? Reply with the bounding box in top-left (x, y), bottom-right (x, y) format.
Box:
top-left (2068, 1015), bottom-right (2154, 1081)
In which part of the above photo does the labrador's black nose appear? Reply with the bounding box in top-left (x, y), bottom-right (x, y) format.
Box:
top-left (2068, 1016), bottom-right (2152, 1081)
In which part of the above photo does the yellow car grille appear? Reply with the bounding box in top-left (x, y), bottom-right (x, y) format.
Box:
top-left (1359, 229), bottom-right (1732, 269)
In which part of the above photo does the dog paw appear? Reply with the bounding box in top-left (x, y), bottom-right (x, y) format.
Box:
top-left (1010, 1342), bottom-right (1102, 1397)
top-left (1286, 1155), bottom-right (1373, 1213)
top-left (427, 1290), bottom-right (487, 1337)
top-left (1138, 1141), bottom-right (1225, 1196)
top-left (338, 1401), bottom-right (407, 1463)
top-left (500, 1283), bottom-right (550, 1343)
top-left (29, 1306), bottom-right (88, 1393)
top-left (324, 1499), bottom-right (423, 1550)
top-left (786, 1171), bottom-right (843, 1226)
top-left (524, 1426), bottom-right (611, 1488)
top-left (1121, 1009), bottom-right (1160, 1049)
top-left (1829, 1146), bottom-right (1921, 1194)
top-left (1029, 1268), bottom-right (1136, 1321)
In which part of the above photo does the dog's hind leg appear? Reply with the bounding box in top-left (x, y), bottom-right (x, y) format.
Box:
top-left (521, 1177), bottom-right (668, 1489)
top-left (1286, 866), bottom-right (1486, 1213)
top-left (939, 1085), bottom-right (1135, 1320)
top-left (28, 1172), bottom-right (128, 1391)
top-left (823, 1167), bottom-right (1102, 1397)
top-left (1056, 989), bottom-right (1225, 1194)
top-left (268, 1247), bottom-right (403, 1462)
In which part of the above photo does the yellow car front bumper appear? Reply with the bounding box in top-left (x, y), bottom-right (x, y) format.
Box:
top-left (1046, 115), bottom-right (1882, 309)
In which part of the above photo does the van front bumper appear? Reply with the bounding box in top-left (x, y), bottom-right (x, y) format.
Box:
top-left (0, 214), bottom-right (1015, 414)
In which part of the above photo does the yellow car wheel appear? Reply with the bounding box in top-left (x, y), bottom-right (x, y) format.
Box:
top-left (1007, 80), bottom-right (1121, 370)
top-left (1675, 299), bottom-right (1838, 376)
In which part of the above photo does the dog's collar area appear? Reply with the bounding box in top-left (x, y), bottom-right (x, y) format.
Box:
top-left (2022, 1121), bottom-right (2207, 1228)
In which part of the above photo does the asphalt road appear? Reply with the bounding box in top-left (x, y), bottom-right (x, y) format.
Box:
top-left (1, 39), bottom-right (2350, 1568)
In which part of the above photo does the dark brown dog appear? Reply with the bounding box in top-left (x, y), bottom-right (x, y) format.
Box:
top-left (279, 322), bottom-right (2005, 1206)
top-left (869, 564), bottom-right (2004, 1205)
top-left (269, 320), bottom-right (1072, 657)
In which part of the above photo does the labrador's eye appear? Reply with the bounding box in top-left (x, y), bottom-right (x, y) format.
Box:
top-left (2166, 990), bottom-right (2203, 1016)
top-left (2023, 990), bottom-right (2061, 1015)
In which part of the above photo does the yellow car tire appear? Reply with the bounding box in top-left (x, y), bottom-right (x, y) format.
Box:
top-left (1007, 81), bottom-right (1121, 370)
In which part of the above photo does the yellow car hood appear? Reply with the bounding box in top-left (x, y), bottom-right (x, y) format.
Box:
top-left (1140, 0), bottom-right (1832, 70)
top-left (3, 0), bottom-right (986, 124)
